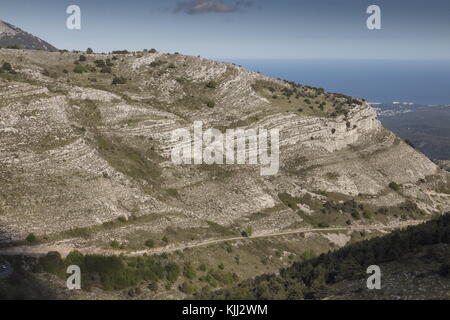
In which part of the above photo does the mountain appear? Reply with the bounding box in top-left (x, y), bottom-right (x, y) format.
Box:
top-left (0, 48), bottom-right (449, 299)
top-left (0, 20), bottom-right (57, 51)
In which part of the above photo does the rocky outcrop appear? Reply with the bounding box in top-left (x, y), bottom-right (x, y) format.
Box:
top-left (0, 48), bottom-right (448, 243)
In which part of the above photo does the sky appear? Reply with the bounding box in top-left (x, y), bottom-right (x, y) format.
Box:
top-left (1, 0), bottom-right (450, 60)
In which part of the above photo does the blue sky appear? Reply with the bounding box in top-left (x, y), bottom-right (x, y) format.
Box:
top-left (1, 0), bottom-right (450, 60)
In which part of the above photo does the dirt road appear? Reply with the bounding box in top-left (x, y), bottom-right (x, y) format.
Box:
top-left (0, 221), bottom-right (422, 258)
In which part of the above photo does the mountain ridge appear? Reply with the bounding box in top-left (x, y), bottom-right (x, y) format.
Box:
top-left (0, 48), bottom-right (449, 250)
top-left (0, 20), bottom-right (57, 51)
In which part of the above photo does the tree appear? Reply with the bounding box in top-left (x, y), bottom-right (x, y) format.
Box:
top-left (86, 48), bottom-right (94, 54)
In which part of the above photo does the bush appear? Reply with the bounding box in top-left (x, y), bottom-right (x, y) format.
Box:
top-left (112, 76), bottom-right (127, 85)
top-left (205, 81), bottom-right (218, 89)
top-left (351, 211), bottom-right (361, 220)
top-left (183, 262), bottom-right (196, 280)
top-left (0, 62), bottom-right (14, 73)
top-left (86, 48), bottom-right (94, 54)
top-left (404, 139), bottom-right (416, 149)
top-left (112, 50), bottom-right (129, 54)
top-left (179, 281), bottom-right (196, 294)
top-left (206, 101), bottom-right (215, 108)
top-left (79, 55), bottom-right (87, 62)
top-left (389, 182), bottom-right (400, 192)
top-left (278, 192), bottom-right (299, 210)
top-left (100, 66), bottom-right (112, 73)
top-left (26, 233), bottom-right (38, 244)
top-left (165, 263), bottom-right (180, 283)
top-left (73, 65), bottom-right (86, 73)
top-left (241, 226), bottom-right (253, 238)
top-left (110, 240), bottom-right (121, 249)
top-left (145, 239), bottom-right (155, 248)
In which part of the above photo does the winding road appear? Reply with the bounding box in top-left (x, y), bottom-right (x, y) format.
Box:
top-left (0, 221), bottom-right (422, 258)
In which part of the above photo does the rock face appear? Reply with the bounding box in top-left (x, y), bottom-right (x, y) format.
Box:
top-left (0, 48), bottom-right (449, 244)
top-left (0, 20), bottom-right (57, 51)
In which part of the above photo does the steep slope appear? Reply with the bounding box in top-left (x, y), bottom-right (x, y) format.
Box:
top-left (203, 213), bottom-right (450, 300)
top-left (0, 48), bottom-right (449, 251)
top-left (0, 20), bottom-right (57, 51)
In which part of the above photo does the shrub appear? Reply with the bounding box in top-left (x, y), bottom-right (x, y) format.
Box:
top-left (278, 192), bottom-right (299, 210)
top-left (112, 50), bottom-right (129, 54)
top-left (351, 211), bottom-right (361, 220)
top-left (73, 65), bottom-right (86, 73)
top-left (389, 182), bottom-right (400, 192)
top-left (79, 55), bottom-right (87, 62)
top-left (206, 101), bottom-right (215, 108)
top-left (183, 262), bottom-right (196, 280)
top-left (165, 263), bottom-right (180, 283)
top-left (145, 239), bottom-right (155, 248)
top-left (112, 76), bottom-right (127, 85)
top-left (100, 66), bottom-right (112, 73)
top-left (404, 139), bottom-right (416, 149)
top-left (205, 81), bottom-right (218, 89)
top-left (179, 281), bottom-right (195, 294)
top-left (94, 59), bottom-right (106, 67)
top-left (0, 62), bottom-right (13, 73)
top-left (241, 226), bottom-right (253, 238)
top-left (117, 216), bottom-right (127, 223)
top-left (110, 240), bottom-right (121, 249)
top-left (161, 236), bottom-right (169, 244)
top-left (26, 233), bottom-right (38, 244)
top-left (86, 48), bottom-right (94, 54)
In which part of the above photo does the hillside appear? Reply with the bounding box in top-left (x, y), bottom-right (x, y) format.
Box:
top-left (0, 20), bottom-right (57, 51)
top-left (0, 48), bottom-right (449, 246)
top-left (0, 48), bottom-right (449, 299)
top-left (204, 213), bottom-right (450, 300)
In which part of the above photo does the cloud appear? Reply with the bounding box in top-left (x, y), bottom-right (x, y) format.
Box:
top-left (174, 0), bottom-right (251, 15)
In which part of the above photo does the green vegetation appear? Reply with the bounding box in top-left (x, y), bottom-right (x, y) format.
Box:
top-left (241, 226), bottom-right (253, 238)
top-left (205, 81), bottom-right (218, 89)
top-left (0, 61), bottom-right (16, 75)
top-left (278, 192), bottom-right (300, 210)
top-left (112, 76), bottom-right (127, 85)
top-left (145, 239), bottom-right (155, 248)
top-left (73, 65), bottom-right (88, 73)
top-left (389, 182), bottom-right (401, 192)
top-left (35, 251), bottom-right (184, 291)
top-left (26, 233), bottom-right (38, 244)
top-left (203, 212), bottom-right (450, 299)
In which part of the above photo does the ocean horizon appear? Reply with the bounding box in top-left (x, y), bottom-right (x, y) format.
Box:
top-left (221, 59), bottom-right (450, 105)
